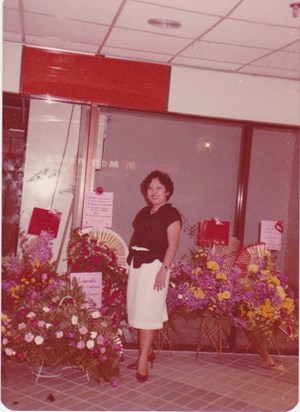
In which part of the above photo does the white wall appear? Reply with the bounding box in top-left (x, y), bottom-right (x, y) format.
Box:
top-left (3, 42), bottom-right (22, 93)
top-left (169, 66), bottom-right (300, 126)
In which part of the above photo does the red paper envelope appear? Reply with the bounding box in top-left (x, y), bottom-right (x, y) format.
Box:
top-left (28, 207), bottom-right (61, 238)
top-left (197, 220), bottom-right (229, 246)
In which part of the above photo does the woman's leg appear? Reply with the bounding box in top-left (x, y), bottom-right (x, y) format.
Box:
top-left (137, 329), bottom-right (156, 375)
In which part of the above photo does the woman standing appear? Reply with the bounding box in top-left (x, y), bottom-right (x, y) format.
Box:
top-left (126, 170), bottom-right (182, 382)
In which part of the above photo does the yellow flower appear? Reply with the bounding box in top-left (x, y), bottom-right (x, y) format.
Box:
top-left (217, 291), bottom-right (231, 301)
top-left (276, 285), bottom-right (286, 301)
top-left (268, 275), bottom-right (280, 286)
top-left (215, 273), bottom-right (227, 281)
top-left (282, 297), bottom-right (295, 314)
top-left (248, 264), bottom-right (258, 273)
top-left (223, 290), bottom-right (230, 299)
top-left (207, 261), bottom-right (219, 272)
top-left (264, 249), bottom-right (271, 259)
top-left (257, 298), bottom-right (278, 319)
top-left (192, 267), bottom-right (201, 275)
top-left (262, 269), bottom-right (270, 277)
top-left (194, 287), bottom-right (206, 299)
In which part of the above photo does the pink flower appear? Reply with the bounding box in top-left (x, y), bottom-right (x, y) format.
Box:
top-left (79, 326), bottom-right (88, 335)
top-left (77, 340), bottom-right (85, 349)
top-left (5, 348), bottom-right (16, 356)
top-left (25, 333), bottom-right (34, 343)
top-left (18, 322), bottom-right (26, 330)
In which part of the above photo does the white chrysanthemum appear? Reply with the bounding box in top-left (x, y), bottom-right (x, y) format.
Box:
top-left (86, 340), bottom-right (95, 349)
top-left (91, 311), bottom-right (101, 319)
top-left (71, 315), bottom-right (78, 325)
top-left (34, 336), bottom-right (44, 345)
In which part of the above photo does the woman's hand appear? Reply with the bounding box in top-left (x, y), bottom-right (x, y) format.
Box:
top-left (154, 268), bottom-right (167, 291)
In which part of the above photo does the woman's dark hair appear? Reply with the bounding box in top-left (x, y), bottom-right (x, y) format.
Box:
top-left (140, 170), bottom-right (174, 201)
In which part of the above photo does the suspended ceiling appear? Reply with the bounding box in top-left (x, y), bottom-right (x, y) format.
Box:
top-left (3, 0), bottom-right (300, 80)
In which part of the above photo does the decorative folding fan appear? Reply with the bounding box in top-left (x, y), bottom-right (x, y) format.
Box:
top-left (235, 242), bottom-right (265, 269)
top-left (245, 242), bottom-right (265, 262)
top-left (80, 227), bottom-right (128, 268)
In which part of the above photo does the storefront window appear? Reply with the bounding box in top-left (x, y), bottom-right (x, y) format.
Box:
top-left (94, 110), bottom-right (243, 257)
top-left (245, 126), bottom-right (299, 288)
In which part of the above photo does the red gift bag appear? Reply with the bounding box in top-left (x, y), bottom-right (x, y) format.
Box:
top-left (197, 220), bottom-right (229, 246)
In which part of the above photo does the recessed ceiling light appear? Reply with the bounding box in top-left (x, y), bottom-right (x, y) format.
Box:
top-left (148, 18), bottom-right (181, 29)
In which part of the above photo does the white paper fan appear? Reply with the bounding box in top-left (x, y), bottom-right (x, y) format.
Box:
top-left (245, 242), bottom-right (265, 263)
top-left (80, 227), bottom-right (128, 268)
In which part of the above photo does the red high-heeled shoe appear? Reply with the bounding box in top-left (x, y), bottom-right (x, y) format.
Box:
top-left (136, 372), bottom-right (148, 383)
top-left (127, 351), bottom-right (156, 370)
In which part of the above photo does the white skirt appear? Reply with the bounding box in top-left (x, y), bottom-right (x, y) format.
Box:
top-left (127, 259), bottom-right (170, 330)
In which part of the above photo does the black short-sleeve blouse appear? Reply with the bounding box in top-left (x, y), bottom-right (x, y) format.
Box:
top-left (126, 203), bottom-right (182, 268)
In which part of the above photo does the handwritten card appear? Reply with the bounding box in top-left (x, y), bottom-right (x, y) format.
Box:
top-left (82, 192), bottom-right (113, 228)
top-left (260, 220), bottom-right (283, 251)
top-left (70, 272), bottom-right (102, 308)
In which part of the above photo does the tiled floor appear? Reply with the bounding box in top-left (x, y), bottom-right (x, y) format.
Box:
top-left (1, 349), bottom-right (298, 412)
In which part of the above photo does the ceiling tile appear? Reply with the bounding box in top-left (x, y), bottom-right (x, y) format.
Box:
top-left (105, 27), bottom-right (191, 54)
top-left (22, 0), bottom-right (123, 24)
top-left (25, 34), bottom-right (100, 54)
top-left (116, 1), bottom-right (220, 39)
top-left (172, 55), bottom-right (241, 71)
top-left (251, 50), bottom-right (300, 70)
top-left (3, 7), bottom-right (22, 33)
top-left (282, 40), bottom-right (300, 53)
top-left (229, 0), bottom-right (300, 28)
top-left (24, 12), bottom-right (109, 44)
top-left (102, 46), bottom-right (172, 63)
top-left (201, 19), bottom-right (300, 50)
top-left (133, 0), bottom-right (241, 17)
top-left (240, 65), bottom-right (300, 80)
top-left (2, 0), bottom-right (300, 81)
top-left (180, 41), bottom-right (270, 64)
top-left (4, 0), bottom-right (19, 9)
top-left (3, 31), bottom-right (23, 42)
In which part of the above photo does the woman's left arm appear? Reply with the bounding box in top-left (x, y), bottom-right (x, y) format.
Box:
top-left (154, 220), bottom-right (181, 291)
